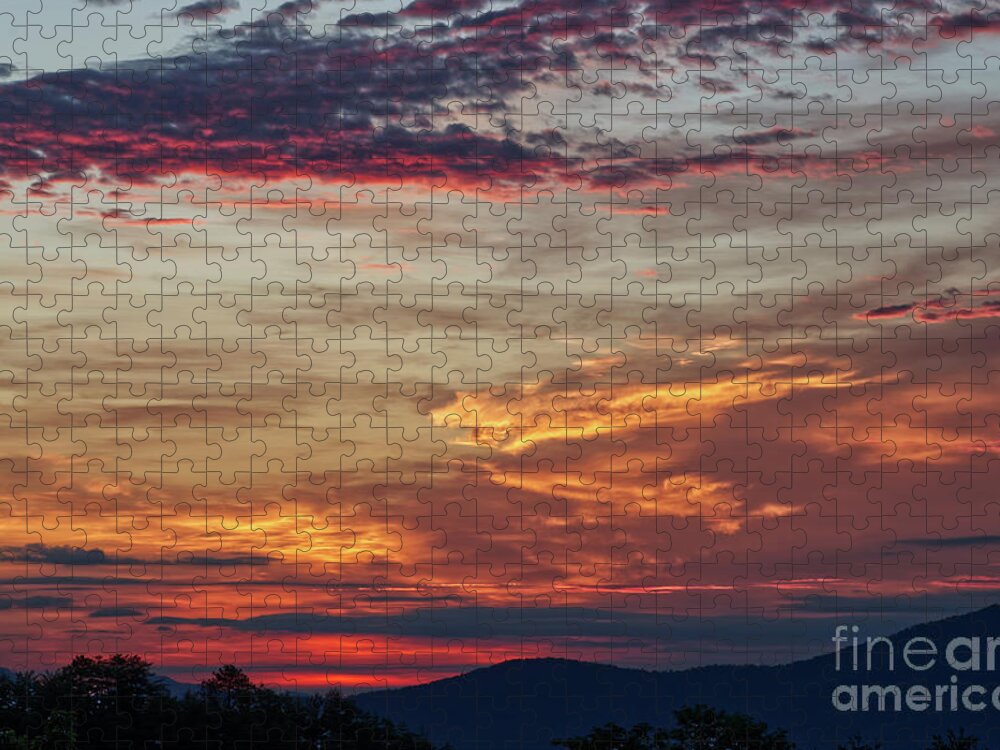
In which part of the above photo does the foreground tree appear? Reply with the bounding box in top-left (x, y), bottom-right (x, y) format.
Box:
top-left (930, 731), bottom-right (984, 750)
top-left (35, 654), bottom-right (169, 748)
top-left (554, 705), bottom-right (794, 750)
top-left (558, 717), bottom-right (990, 750)
top-left (554, 723), bottom-right (666, 750)
top-left (665, 705), bottom-right (794, 750)
top-left (4, 657), bottom-right (990, 750)
top-left (0, 656), bottom-right (441, 750)
top-left (837, 738), bottom-right (881, 750)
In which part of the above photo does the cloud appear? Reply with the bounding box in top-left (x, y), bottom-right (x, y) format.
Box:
top-left (932, 10), bottom-right (1000, 37)
top-left (0, 25), bottom-right (562, 190)
top-left (151, 606), bottom-right (678, 639)
top-left (397, 0), bottom-right (486, 18)
top-left (0, 545), bottom-right (271, 568)
top-left (175, 0), bottom-right (240, 20)
top-left (90, 606), bottom-right (147, 618)
top-left (896, 534), bottom-right (1000, 549)
top-left (170, 552), bottom-right (271, 566)
top-left (0, 595), bottom-right (73, 610)
top-left (857, 291), bottom-right (1000, 324)
top-left (148, 603), bottom-right (1000, 664)
top-left (6, 544), bottom-right (114, 566)
top-left (0, 0), bottom-right (982, 193)
top-left (735, 127), bottom-right (814, 146)
top-left (271, 0), bottom-right (319, 19)
top-left (914, 299), bottom-right (1000, 323)
top-left (857, 303), bottom-right (917, 320)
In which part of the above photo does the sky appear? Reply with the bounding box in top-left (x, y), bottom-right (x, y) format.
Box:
top-left (0, 0), bottom-right (999, 690)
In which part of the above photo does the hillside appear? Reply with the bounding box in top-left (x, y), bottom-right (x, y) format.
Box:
top-left (355, 606), bottom-right (1000, 750)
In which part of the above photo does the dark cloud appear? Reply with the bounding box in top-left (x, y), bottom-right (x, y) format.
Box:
top-left (170, 552), bottom-right (271, 566)
top-left (858, 294), bottom-right (1000, 324)
top-left (4, 544), bottom-right (114, 566)
top-left (0, 19), bottom-right (566, 188)
top-left (735, 127), bottom-right (814, 146)
top-left (398, 0), bottom-right (487, 18)
top-left (0, 545), bottom-right (272, 568)
top-left (146, 605), bottom-right (925, 647)
top-left (933, 9), bottom-right (1000, 36)
top-left (337, 11), bottom-right (400, 27)
top-left (860, 303), bottom-right (916, 320)
top-left (0, 0), bottom-right (975, 191)
top-left (0, 595), bottom-right (73, 610)
top-left (272, 0), bottom-right (319, 18)
top-left (896, 534), bottom-right (1000, 549)
top-left (175, 0), bottom-right (240, 20)
top-left (150, 605), bottom-right (682, 639)
top-left (0, 576), bottom-right (136, 587)
top-left (915, 299), bottom-right (1000, 323)
top-left (90, 606), bottom-right (147, 618)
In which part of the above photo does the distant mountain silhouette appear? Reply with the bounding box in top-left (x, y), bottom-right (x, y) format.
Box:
top-left (156, 673), bottom-right (197, 698)
top-left (355, 605), bottom-right (1000, 750)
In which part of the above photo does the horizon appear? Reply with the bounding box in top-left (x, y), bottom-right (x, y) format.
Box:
top-left (8, 603), bottom-right (1000, 691)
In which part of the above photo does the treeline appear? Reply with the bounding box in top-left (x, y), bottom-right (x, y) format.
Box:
top-left (0, 654), bottom-right (439, 750)
top-left (552, 706), bottom-right (987, 750)
top-left (0, 655), bottom-right (990, 750)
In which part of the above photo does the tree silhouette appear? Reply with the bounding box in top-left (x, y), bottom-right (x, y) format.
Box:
top-left (1, 656), bottom-right (992, 750)
top-left (33, 654), bottom-right (169, 748)
top-left (837, 737), bottom-right (882, 750)
top-left (554, 723), bottom-right (666, 750)
top-left (554, 705), bottom-right (795, 750)
top-left (0, 655), bottom-right (443, 750)
top-left (202, 664), bottom-right (258, 698)
top-left (665, 705), bottom-right (794, 750)
top-left (929, 730), bottom-right (984, 750)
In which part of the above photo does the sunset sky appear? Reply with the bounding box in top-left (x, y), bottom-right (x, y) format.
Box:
top-left (1, 0), bottom-right (1000, 690)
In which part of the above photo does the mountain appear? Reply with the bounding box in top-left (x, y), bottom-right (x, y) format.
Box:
top-left (355, 606), bottom-right (1000, 750)
top-left (156, 674), bottom-right (197, 699)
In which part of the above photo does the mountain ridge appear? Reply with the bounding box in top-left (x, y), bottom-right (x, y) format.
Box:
top-left (355, 605), bottom-right (1000, 750)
